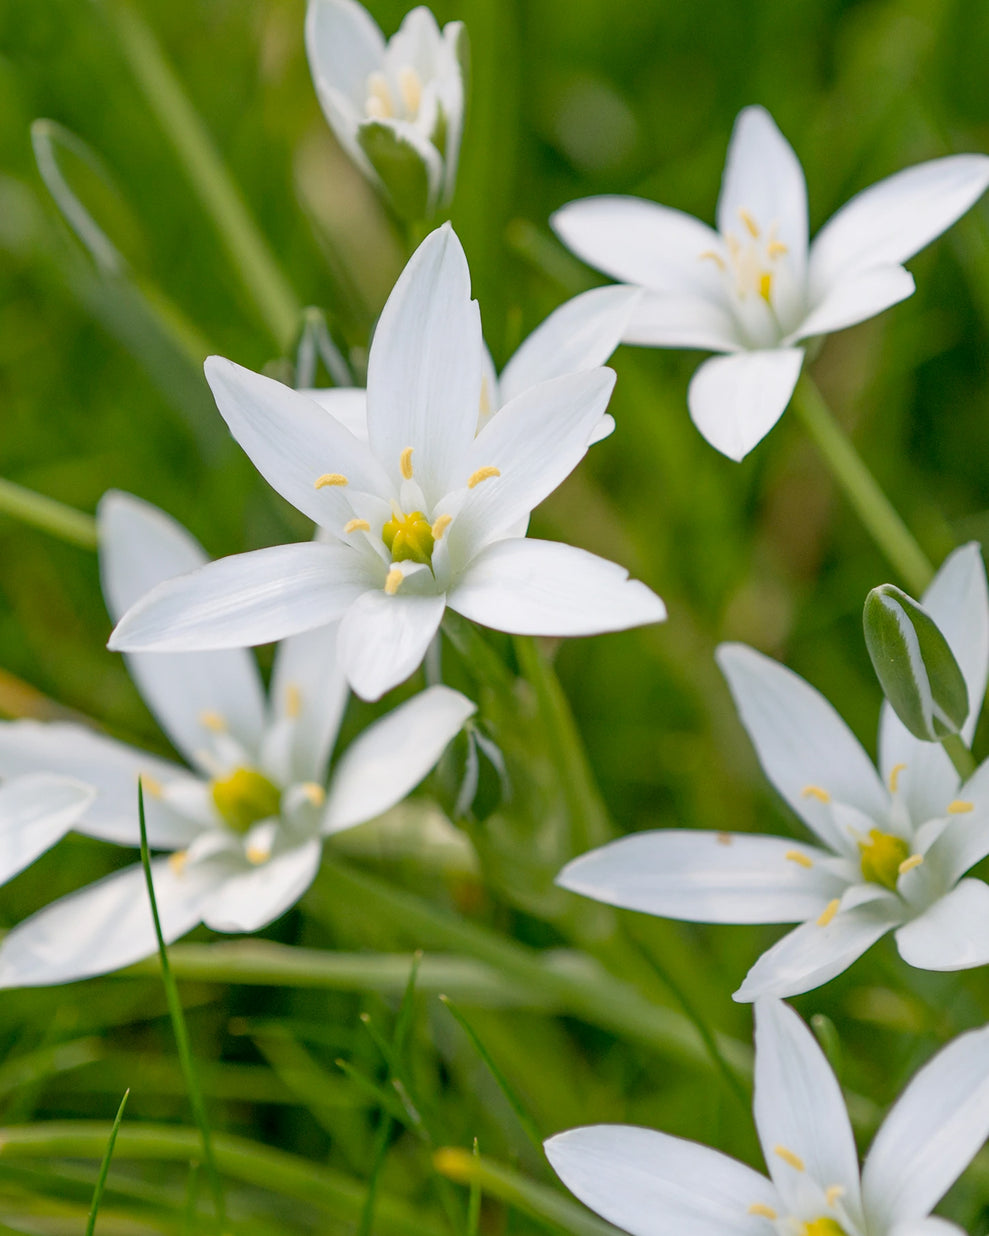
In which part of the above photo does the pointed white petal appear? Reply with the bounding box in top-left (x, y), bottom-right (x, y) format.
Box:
top-left (557, 831), bottom-right (838, 923)
top-left (894, 879), bottom-right (989, 971)
top-left (0, 858), bottom-right (216, 987)
top-left (305, 0), bottom-right (385, 172)
top-left (733, 902), bottom-right (902, 1001)
top-left (499, 287), bottom-right (641, 404)
top-left (753, 1000), bottom-right (863, 1216)
top-left (323, 685), bottom-right (475, 833)
top-left (623, 291), bottom-right (745, 352)
top-left (551, 196), bottom-right (727, 297)
top-left (717, 107), bottom-right (809, 277)
top-left (337, 590), bottom-right (446, 701)
top-left (688, 349), bottom-right (804, 461)
top-left (0, 775), bottom-right (94, 886)
top-left (269, 623), bottom-right (349, 783)
top-left (889, 1220), bottom-right (966, 1236)
top-left (448, 539), bottom-right (665, 637)
top-left (717, 644), bottom-right (888, 853)
top-left (366, 225), bottom-right (481, 505)
top-left (862, 1020), bottom-right (989, 1226)
top-left (109, 543), bottom-right (369, 653)
top-left (792, 264), bottom-right (915, 342)
top-left (810, 155), bottom-right (989, 293)
top-left (301, 387), bottom-right (370, 442)
top-left (545, 1125), bottom-right (780, 1236)
top-left (201, 840), bottom-right (322, 933)
top-left (921, 758), bottom-right (989, 885)
top-left (98, 491), bottom-right (266, 767)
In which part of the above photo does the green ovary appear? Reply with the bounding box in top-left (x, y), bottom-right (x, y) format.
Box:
top-left (211, 767), bottom-right (281, 833)
top-left (383, 509), bottom-right (434, 565)
top-left (858, 828), bottom-right (909, 890)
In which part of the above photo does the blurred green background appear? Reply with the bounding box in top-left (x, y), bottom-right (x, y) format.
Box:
top-left (3, 0), bottom-right (989, 1231)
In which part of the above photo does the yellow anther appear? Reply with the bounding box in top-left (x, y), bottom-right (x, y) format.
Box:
top-left (366, 71), bottom-right (393, 119)
top-left (825, 1186), bottom-right (845, 1208)
top-left (859, 829), bottom-right (910, 890)
top-left (948, 800), bottom-right (974, 814)
top-left (301, 782), bottom-right (326, 806)
top-left (140, 774), bottom-right (163, 799)
top-left (739, 207), bottom-right (760, 238)
top-left (398, 66), bottom-right (422, 116)
top-left (344, 518), bottom-right (371, 534)
top-left (169, 850), bottom-right (188, 875)
top-left (889, 763), bottom-right (907, 793)
top-left (785, 850), bottom-right (814, 869)
top-left (758, 271), bottom-right (773, 302)
top-left (817, 899), bottom-right (840, 928)
top-left (467, 466), bottom-right (501, 489)
top-left (385, 567), bottom-right (404, 595)
top-left (699, 249), bottom-right (727, 270)
top-left (315, 473), bottom-right (349, 489)
top-left (285, 684), bottom-right (302, 719)
top-left (400, 446), bottom-right (414, 479)
top-left (211, 767), bottom-right (281, 834)
top-left (801, 785), bottom-right (831, 803)
top-left (199, 710), bottom-right (227, 733)
top-left (431, 513), bottom-right (453, 540)
top-left (246, 843), bottom-right (269, 866)
top-left (898, 854), bottom-right (924, 875)
top-left (767, 240), bottom-right (789, 258)
top-left (774, 1145), bottom-right (805, 1172)
top-left (748, 1204), bottom-right (778, 1220)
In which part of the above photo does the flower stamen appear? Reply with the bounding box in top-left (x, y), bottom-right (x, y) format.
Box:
top-left (199, 710), bottom-right (227, 732)
top-left (344, 518), bottom-right (371, 534)
top-left (748, 1204), bottom-right (778, 1220)
top-left (766, 239), bottom-right (789, 257)
top-left (825, 1186), bottom-right (845, 1207)
top-left (467, 466), bottom-right (500, 489)
top-left (385, 567), bottom-right (404, 595)
top-left (801, 784), bottom-right (831, 803)
top-left (758, 271), bottom-right (773, 302)
top-left (246, 842), bottom-right (270, 865)
top-left (785, 849), bottom-right (813, 868)
top-left (948, 800), bottom-right (974, 814)
top-left (285, 684), bottom-right (302, 718)
top-left (889, 762), bottom-right (907, 793)
top-left (315, 472), bottom-right (349, 489)
top-left (699, 249), bottom-right (727, 270)
top-left (398, 66), bottom-right (422, 117)
top-left (400, 446), bottom-right (415, 479)
top-left (169, 850), bottom-right (188, 875)
top-left (140, 774), bottom-right (164, 799)
top-left (817, 899), bottom-right (840, 927)
top-left (365, 71), bottom-right (394, 120)
top-left (301, 782), bottom-right (326, 806)
top-left (432, 513), bottom-right (453, 540)
top-left (773, 1144), bottom-right (805, 1171)
top-left (898, 853), bottom-right (923, 875)
top-left (738, 207), bottom-right (760, 238)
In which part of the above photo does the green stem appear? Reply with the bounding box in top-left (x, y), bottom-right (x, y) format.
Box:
top-left (0, 478), bottom-right (97, 550)
top-left (941, 732), bottom-right (977, 781)
top-left (84, 1089), bottom-right (129, 1236)
top-left (104, 0), bottom-right (300, 350)
top-left (790, 374), bottom-right (935, 595)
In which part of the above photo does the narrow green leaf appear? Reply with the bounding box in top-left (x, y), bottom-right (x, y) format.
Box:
top-left (84, 1088), bottom-right (129, 1236)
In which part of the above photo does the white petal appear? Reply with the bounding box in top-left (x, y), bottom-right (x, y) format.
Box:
top-left (791, 264), bottom-right (915, 342)
top-left (323, 685), bottom-right (475, 833)
top-left (889, 1220), bottom-right (966, 1236)
top-left (109, 543), bottom-right (369, 653)
top-left (366, 225), bottom-right (481, 506)
top-left (734, 903), bottom-right (902, 1001)
top-left (0, 858), bottom-right (215, 988)
top-left (623, 291), bottom-right (744, 352)
top-left (301, 387), bottom-right (370, 442)
top-left (98, 491), bottom-right (267, 767)
top-left (809, 154), bottom-right (989, 293)
top-left (305, 0), bottom-right (385, 167)
top-left (268, 623), bottom-right (349, 783)
top-left (862, 1020), bottom-right (989, 1226)
top-left (448, 539), bottom-right (666, 637)
top-left (753, 999), bottom-right (863, 1217)
top-left (201, 840), bottom-right (322, 933)
top-left (0, 775), bottom-right (94, 886)
top-left (717, 107), bottom-right (809, 278)
top-left (688, 349), bottom-right (804, 461)
top-left (545, 1125), bottom-right (780, 1236)
top-left (894, 879), bottom-right (989, 971)
top-left (557, 831), bottom-right (838, 924)
top-left (205, 357), bottom-right (390, 530)
top-left (337, 590), bottom-right (446, 701)
top-left (0, 721), bottom-right (203, 847)
top-left (499, 287), bottom-right (641, 404)
top-left (717, 644), bottom-right (888, 853)
top-left (551, 196), bottom-right (727, 297)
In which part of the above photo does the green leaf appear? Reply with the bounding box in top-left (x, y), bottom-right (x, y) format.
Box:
top-left (357, 121), bottom-right (435, 221)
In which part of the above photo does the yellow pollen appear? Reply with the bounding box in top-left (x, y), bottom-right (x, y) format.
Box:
top-left (817, 899), bottom-right (840, 927)
top-left (773, 1145), bottom-right (805, 1172)
top-left (246, 843), bottom-right (269, 866)
top-left (825, 1186), bottom-right (845, 1207)
top-left (889, 762), bottom-right (907, 793)
top-left (285, 684), bottom-right (302, 719)
top-left (199, 710), bottom-right (226, 733)
top-left (748, 1205), bottom-right (778, 1220)
top-left (400, 446), bottom-right (414, 479)
top-left (467, 466), bottom-right (501, 489)
top-left (801, 784), bottom-right (831, 803)
top-left (366, 71), bottom-right (393, 119)
top-left (479, 377), bottom-right (493, 418)
top-left (385, 567), bottom-right (404, 595)
top-left (344, 518), bottom-right (370, 534)
top-left (785, 849), bottom-right (814, 868)
top-left (432, 513), bottom-right (453, 540)
top-left (140, 774), bottom-right (163, 799)
top-left (859, 828), bottom-right (910, 890)
top-left (699, 249), bottom-right (727, 270)
top-left (948, 800), bottom-right (974, 814)
top-left (168, 850), bottom-right (188, 875)
top-left (398, 66), bottom-right (422, 116)
top-left (739, 207), bottom-right (760, 238)
top-left (758, 271), bottom-right (773, 302)
top-left (315, 473), bottom-right (348, 489)
top-left (301, 782), bottom-right (326, 806)
top-left (898, 854), bottom-right (924, 875)
top-left (767, 239), bottom-right (789, 257)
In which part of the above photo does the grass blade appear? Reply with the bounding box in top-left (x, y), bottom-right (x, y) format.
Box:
top-left (84, 1088), bottom-right (129, 1236)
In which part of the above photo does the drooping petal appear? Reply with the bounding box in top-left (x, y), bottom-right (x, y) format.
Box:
top-left (717, 107), bottom-right (809, 278)
top-left (733, 902), bottom-right (903, 1001)
top-left (301, 387), bottom-right (370, 442)
top-left (323, 685), bottom-right (475, 833)
top-left (98, 491), bottom-right (266, 767)
top-left (717, 644), bottom-right (888, 853)
top-left (623, 291), bottom-right (745, 352)
top-left (305, 0), bottom-right (386, 163)
top-left (545, 1125), bottom-right (780, 1236)
top-left (791, 264), bottom-right (915, 342)
top-left (894, 879), bottom-right (989, 971)
top-left (551, 196), bottom-right (728, 297)
top-left (336, 589), bottom-right (446, 701)
top-left (0, 775), bottom-right (95, 886)
top-left (753, 1000), bottom-right (863, 1218)
top-left (0, 858), bottom-right (217, 988)
top-left (109, 543), bottom-right (369, 653)
top-left (201, 840), bottom-right (323, 933)
top-left (687, 349), bottom-right (804, 461)
top-left (809, 154), bottom-right (989, 294)
top-left (499, 287), bottom-right (641, 403)
top-left (268, 622), bottom-right (349, 784)
top-left (448, 539), bottom-right (666, 637)
top-left (365, 225), bottom-right (482, 505)
top-left (557, 831), bottom-right (838, 924)
top-left (862, 1020), bottom-right (989, 1227)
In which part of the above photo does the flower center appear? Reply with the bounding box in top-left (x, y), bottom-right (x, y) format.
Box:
top-left (802, 1219), bottom-right (848, 1236)
top-left (383, 509), bottom-right (435, 566)
top-left (701, 207), bottom-right (790, 312)
top-left (211, 767), bottom-right (281, 834)
top-left (365, 67), bottom-right (423, 122)
top-left (858, 828), bottom-right (910, 889)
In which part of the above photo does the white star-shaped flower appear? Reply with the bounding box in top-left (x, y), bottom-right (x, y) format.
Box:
top-left (558, 543), bottom-right (989, 1000)
top-left (0, 492), bottom-right (475, 988)
top-left (547, 998), bottom-right (989, 1236)
top-left (108, 226), bottom-right (665, 702)
top-left (0, 774), bottom-right (94, 889)
top-left (553, 105), bottom-right (989, 460)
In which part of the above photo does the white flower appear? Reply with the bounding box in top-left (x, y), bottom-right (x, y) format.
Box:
top-left (0, 491), bottom-right (475, 988)
top-left (552, 105), bottom-right (989, 460)
top-left (107, 226), bottom-right (666, 703)
top-left (0, 774), bottom-right (95, 888)
top-left (558, 543), bottom-right (989, 1000)
top-left (306, 0), bottom-right (466, 217)
top-left (546, 998), bottom-right (989, 1236)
